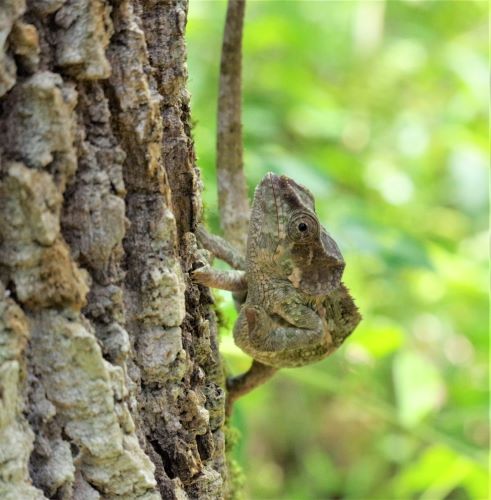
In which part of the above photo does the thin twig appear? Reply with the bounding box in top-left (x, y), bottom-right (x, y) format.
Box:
top-left (217, 0), bottom-right (249, 253)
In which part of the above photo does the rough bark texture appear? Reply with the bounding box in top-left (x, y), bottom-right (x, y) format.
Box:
top-left (0, 1), bottom-right (227, 498)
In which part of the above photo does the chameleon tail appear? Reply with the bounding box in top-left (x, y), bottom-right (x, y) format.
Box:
top-left (225, 360), bottom-right (278, 416)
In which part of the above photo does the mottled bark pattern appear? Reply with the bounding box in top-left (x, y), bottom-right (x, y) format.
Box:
top-left (0, 1), bottom-right (226, 499)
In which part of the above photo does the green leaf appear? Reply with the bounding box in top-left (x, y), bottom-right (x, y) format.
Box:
top-left (393, 350), bottom-right (445, 427)
top-left (389, 444), bottom-right (486, 499)
top-left (350, 318), bottom-right (405, 359)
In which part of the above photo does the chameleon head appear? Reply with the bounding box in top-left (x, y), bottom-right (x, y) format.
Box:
top-left (248, 172), bottom-right (345, 296)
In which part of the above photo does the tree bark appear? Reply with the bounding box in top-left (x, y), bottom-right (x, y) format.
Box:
top-left (0, 1), bottom-right (227, 498)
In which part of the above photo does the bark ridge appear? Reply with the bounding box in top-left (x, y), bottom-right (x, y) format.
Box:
top-left (0, 1), bottom-right (226, 498)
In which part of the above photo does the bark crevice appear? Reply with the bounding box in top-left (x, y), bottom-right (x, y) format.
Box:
top-left (0, 1), bottom-right (227, 498)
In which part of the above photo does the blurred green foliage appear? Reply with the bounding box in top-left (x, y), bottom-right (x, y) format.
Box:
top-left (186, 1), bottom-right (488, 498)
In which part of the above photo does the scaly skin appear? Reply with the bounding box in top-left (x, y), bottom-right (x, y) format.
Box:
top-left (192, 172), bottom-right (361, 412)
top-left (234, 172), bottom-right (361, 368)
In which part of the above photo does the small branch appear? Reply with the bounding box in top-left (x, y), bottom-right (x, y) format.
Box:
top-left (217, 0), bottom-right (249, 253)
top-left (226, 360), bottom-right (278, 416)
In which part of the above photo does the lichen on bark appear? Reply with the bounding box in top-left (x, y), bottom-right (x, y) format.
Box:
top-left (0, 0), bottom-right (227, 498)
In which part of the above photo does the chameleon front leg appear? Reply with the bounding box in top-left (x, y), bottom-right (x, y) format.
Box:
top-left (187, 232), bottom-right (248, 292)
top-left (192, 266), bottom-right (247, 292)
top-left (226, 360), bottom-right (278, 416)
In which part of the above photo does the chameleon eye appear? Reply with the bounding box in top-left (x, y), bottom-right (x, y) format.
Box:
top-left (287, 212), bottom-right (319, 242)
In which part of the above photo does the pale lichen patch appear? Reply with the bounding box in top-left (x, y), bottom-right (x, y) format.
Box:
top-left (54, 0), bottom-right (112, 80)
top-left (1, 72), bottom-right (77, 186)
top-left (0, 285), bottom-right (45, 499)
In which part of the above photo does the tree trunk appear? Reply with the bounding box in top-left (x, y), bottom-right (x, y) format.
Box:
top-left (0, 1), bottom-right (227, 498)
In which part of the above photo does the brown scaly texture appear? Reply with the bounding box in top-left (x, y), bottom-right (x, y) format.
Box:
top-left (0, 1), bottom-right (226, 498)
top-left (193, 173), bottom-right (361, 412)
top-left (236, 173), bottom-right (361, 368)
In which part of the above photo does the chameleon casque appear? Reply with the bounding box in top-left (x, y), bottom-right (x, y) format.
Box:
top-left (192, 172), bottom-right (361, 412)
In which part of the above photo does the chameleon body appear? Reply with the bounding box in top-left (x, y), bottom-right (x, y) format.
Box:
top-left (234, 172), bottom-right (360, 368)
top-left (192, 172), bottom-right (360, 409)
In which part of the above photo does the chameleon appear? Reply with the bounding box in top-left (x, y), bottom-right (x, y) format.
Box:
top-left (191, 172), bottom-right (361, 414)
